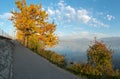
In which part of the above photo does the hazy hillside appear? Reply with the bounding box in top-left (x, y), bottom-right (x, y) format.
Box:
top-left (100, 37), bottom-right (120, 49)
top-left (49, 37), bottom-right (120, 68)
top-left (59, 37), bottom-right (120, 50)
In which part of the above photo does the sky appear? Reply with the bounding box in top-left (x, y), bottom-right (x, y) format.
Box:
top-left (0, 0), bottom-right (120, 39)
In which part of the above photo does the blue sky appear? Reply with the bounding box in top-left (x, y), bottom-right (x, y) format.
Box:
top-left (0, 0), bottom-right (120, 39)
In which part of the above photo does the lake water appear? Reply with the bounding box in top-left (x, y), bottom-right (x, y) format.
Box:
top-left (48, 39), bottom-right (120, 69)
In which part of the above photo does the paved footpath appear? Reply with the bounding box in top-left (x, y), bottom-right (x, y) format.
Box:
top-left (13, 41), bottom-right (80, 79)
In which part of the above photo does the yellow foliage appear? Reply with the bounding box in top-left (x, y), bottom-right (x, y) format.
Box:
top-left (28, 35), bottom-right (39, 51)
top-left (38, 49), bottom-right (66, 67)
top-left (10, 0), bottom-right (58, 48)
top-left (16, 30), bottom-right (24, 44)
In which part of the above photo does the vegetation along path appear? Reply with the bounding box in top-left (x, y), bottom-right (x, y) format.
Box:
top-left (13, 41), bottom-right (80, 79)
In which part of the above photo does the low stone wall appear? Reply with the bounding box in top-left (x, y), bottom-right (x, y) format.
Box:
top-left (0, 39), bottom-right (14, 79)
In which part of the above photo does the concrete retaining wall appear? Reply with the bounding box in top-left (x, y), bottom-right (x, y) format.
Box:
top-left (0, 39), bottom-right (14, 79)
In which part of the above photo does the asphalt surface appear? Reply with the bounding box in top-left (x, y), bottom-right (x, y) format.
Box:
top-left (12, 41), bottom-right (80, 79)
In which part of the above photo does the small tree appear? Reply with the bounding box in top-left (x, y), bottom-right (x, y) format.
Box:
top-left (86, 39), bottom-right (119, 77)
top-left (10, 0), bottom-right (58, 48)
top-left (68, 38), bottom-right (120, 79)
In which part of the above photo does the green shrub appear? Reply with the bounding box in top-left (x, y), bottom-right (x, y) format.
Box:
top-left (37, 49), bottom-right (66, 67)
top-left (51, 52), bottom-right (66, 67)
top-left (67, 63), bottom-right (82, 74)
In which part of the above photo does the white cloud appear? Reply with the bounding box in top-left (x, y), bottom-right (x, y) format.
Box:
top-left (47, 0), bottom-right (109, 28)
top-left (106, 14), bottom-right (115, 21)
top-left (77, 9), bottom-right (91, 24)
top-left (0, 22), bottom-right (4, 26)
top-left (65, 13), bottom-right (70, 18)
top-left (47, 8), bottom-right (55, 16)
top-left (65, 6), bottom-right (76, 15)
top-left (55, 10), bottom-right (60, 15)
top-left (58, 0), bottom-right (65, 7)
top-left (77, 9), bottom-right (88, 15)
top-left (0, 13), bottom-right (12, 19)
top-left (90, 18), bottom-right (109, 27)
top-left (0, 12), bottom-right (14, 37)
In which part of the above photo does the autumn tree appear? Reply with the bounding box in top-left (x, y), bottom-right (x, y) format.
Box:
top-left (16, 30), bottom-right (24, 44)
top-left (84, 39), bottom-right (119, 78)
top-left (68, 39), bottom-right (120, 79)
top-left (10, 0), bottom-right (58, 48)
